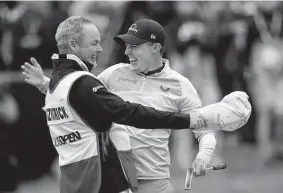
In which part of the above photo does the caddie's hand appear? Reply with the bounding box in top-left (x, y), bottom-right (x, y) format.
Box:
top-left (21, 57), bottom-right (44, 86)
top-left (192, 158), bottom-right (207, 177)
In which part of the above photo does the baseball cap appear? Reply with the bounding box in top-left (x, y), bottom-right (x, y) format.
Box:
top-left (114, 18), bottom-right (166, 46)
top-left (190, 91), bottom-right (252, 132)
top-left (207, 91), bottom-right (251, 132)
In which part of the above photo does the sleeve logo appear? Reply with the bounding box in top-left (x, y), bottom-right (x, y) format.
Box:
top-left (92, 85), bottom-right (104, 92)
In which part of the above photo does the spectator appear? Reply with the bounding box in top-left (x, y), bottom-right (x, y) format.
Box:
top-left (0, 83), bottom-right (20, 192)
top-left (245, 1), bottom-right (283, 164)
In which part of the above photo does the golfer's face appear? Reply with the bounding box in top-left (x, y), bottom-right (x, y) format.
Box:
top-left (125, 42), bottom-right (152, 73)
top-left (76, 23), bottom-right (102, 68)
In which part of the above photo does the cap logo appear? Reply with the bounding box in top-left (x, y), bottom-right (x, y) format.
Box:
top-left (151, 34), bottom-right (156, 39)
top-left (129, 24), bottom-right (138, 33)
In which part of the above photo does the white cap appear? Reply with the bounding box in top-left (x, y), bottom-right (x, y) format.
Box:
top-left (193, 91), bottom-right (252, 132)
top-left (215, 91), bottom-right (252, 131)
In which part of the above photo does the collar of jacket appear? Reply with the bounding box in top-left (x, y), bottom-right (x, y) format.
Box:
top-left (49, 53), bottom-right (94, 91)
top-left (51, 53), bottom-right (94, 72)
top-left (134, 58), bottom-right (171, 77)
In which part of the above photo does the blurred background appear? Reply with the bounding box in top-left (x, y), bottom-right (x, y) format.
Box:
top-left (0, 1), bottom-right (283, 193)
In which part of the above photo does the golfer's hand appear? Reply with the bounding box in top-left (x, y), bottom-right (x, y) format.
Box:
top-left (192, 158), bottom-right (207, 177)
top-left (21, 57), bottom-right (44, 86)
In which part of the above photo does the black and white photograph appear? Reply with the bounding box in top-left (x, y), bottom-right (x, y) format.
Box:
top-left (0, 1), bottom-right (282, 193)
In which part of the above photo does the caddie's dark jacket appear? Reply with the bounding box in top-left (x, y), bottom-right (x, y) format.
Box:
top-left (46, 54), bottom-right (192, 193)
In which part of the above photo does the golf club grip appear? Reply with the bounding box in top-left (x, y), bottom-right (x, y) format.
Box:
top-left (184, 162), bottom-right (227, 190)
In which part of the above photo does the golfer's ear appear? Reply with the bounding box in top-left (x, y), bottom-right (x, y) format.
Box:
top-left (153, 43), bottom-right (161, 53)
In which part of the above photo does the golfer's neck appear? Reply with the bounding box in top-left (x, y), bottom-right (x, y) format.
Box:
top-left (144, 58), bottom-right (163, 73)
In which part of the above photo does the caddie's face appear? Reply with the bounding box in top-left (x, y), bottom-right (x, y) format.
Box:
top-left (74, 23), bottom-right (103, 68)
top-left (125, 42), bottom-right (152, 73)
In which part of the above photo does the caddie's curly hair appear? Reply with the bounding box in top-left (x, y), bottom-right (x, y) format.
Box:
top-left (55, 16), bottom-right (93, 53)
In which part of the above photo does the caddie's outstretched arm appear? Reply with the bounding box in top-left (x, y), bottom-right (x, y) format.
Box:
top-left (69, 75), bottom-right (195, 131)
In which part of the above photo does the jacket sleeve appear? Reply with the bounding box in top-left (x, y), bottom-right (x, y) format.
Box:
top-left (178, 79), bottom-right (216, 165)
top-left (69, 75), bottom-right (192, 132)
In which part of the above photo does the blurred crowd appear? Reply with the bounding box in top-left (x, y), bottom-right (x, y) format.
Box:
top-left (1, 1), bottom-right (283, 192)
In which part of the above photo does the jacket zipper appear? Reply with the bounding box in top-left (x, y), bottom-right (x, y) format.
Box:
top-left (140, 75), bottom-right (146, 92)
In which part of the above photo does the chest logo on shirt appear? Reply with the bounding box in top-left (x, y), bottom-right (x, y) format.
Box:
top-left (118, 77), bottom-right (137, 84)
top-left (160, 85), bottom-right (170, 92)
